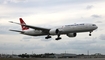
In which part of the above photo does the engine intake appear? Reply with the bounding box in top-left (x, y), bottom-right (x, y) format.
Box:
top-left (49, 29), bottom-right (61, 35)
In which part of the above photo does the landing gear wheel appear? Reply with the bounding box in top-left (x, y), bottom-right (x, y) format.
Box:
top-left (89, 34), bottom-right (91, 36)
top-left (89, 32), bottom-right (92, 36)
top-left (55, 33), bottom-right (62, 40)
top-left (55, 37), bottom-right (62, 40)
top-left (45, 36), bottom-right (51, 39)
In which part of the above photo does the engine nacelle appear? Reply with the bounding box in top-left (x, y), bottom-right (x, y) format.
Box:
top-left (66, 33), bottom-right (77, 37)
top-left (49, 28), bottom-right (63, 35)
top-left (49, 29), bottom-right (59, 35)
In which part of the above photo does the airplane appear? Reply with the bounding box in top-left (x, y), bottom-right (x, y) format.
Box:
top-left (9, 18), bottom-right (98, 40)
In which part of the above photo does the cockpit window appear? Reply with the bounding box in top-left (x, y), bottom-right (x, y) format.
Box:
top-left (92, 24), bottom-right (96, 26)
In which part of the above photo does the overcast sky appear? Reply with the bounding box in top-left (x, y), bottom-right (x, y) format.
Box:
top-left (0, 0), bottom-right (105, 54)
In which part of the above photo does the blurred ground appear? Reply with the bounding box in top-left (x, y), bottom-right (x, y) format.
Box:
top-left (0, 58), bottom-right (105, 60)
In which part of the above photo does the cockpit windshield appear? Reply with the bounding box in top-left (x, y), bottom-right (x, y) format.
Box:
top-left (92, 24), bottom-right (96, 26)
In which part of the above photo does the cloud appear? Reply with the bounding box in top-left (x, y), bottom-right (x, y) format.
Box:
top-left (99, 34), bottom-right (105, 40)
top-left (0, 24), bottom-right (21, 35)
top-left (86, 5), bottom-right (94, 10)
top-left (2, 0), bottom-right (27, 4)
top-left (91, 14), bottom-right (101, 18)
top-left (21, 36), bottom-right (32, 42)
top-left (0, 42), bottom-right (44, 50)
top-left (95, 21), bottom-right (102, 23)
top-left (43, 38), bottom-right (105, 54)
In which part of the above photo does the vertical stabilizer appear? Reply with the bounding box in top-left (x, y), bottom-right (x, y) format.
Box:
top-left (19, 18), bottom-right (29, 30)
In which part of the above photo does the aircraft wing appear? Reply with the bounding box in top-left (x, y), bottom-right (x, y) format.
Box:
top-left (23, 24), bottom-right (50, 31)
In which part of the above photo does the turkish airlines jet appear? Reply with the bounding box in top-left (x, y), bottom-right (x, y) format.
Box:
top-left (9, 18), bottom-right (98, 40)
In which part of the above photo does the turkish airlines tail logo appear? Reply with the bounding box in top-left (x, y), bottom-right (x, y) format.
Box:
top-left (19, 18), bottom-right (29, 30)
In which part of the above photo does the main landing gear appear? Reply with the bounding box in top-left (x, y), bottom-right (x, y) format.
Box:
top-left (45, 29), bottom-right (62, 40)
top-left (55, 33), bottom-right (62, 40)
top-left (55, 29), bottom-right (62, 40)
top-left (45, 35), bottom-right (51, 39)
top-left (45, 34), bottom-right (62, 40)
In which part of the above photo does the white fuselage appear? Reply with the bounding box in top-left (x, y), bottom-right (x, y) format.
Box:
top-left (22, 23), bottom-right (98, 36)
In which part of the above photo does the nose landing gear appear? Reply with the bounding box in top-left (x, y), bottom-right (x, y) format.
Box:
top-left (89, 34), bottom-right (91, 36)
top-left (89, 32), bottom-right (92, 36)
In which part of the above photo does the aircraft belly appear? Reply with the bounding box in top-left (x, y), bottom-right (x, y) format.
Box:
top-left (25, 32), bottom-right (46, 36)
top-left (24, 30), bottom-right (47, 36)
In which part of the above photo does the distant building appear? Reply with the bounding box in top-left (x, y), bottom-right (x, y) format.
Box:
top-left (40, 53), bottom-right (77, 58)
top-left (0, 54), bottom-right (20, 58)
top-left (54, 53), bottom-right (77, 58)
top-left (0, 53), bottom-right (105, 58)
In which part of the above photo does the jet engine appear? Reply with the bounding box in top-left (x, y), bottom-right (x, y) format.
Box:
top-left (49, 29), bottom-right (59, 35)
top-left (66, 33), bottom-right (77, 37)
top-left (49, 28), bottom-right (63, 35)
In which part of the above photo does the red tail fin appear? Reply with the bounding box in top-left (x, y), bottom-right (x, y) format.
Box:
top-left (19, 18), bottom-right (29, 30)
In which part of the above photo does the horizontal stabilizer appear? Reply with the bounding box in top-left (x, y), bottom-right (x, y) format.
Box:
top-left (9, 21), bottom-right (20, 25)
top-left (9, 29), bottom-right (23, 33)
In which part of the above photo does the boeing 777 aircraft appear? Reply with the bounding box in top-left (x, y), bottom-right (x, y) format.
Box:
top-left (9, 18), bottom-right (98, 40)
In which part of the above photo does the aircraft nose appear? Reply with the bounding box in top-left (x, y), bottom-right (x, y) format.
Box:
top-left (95, 25), bottom-right (98, 29)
